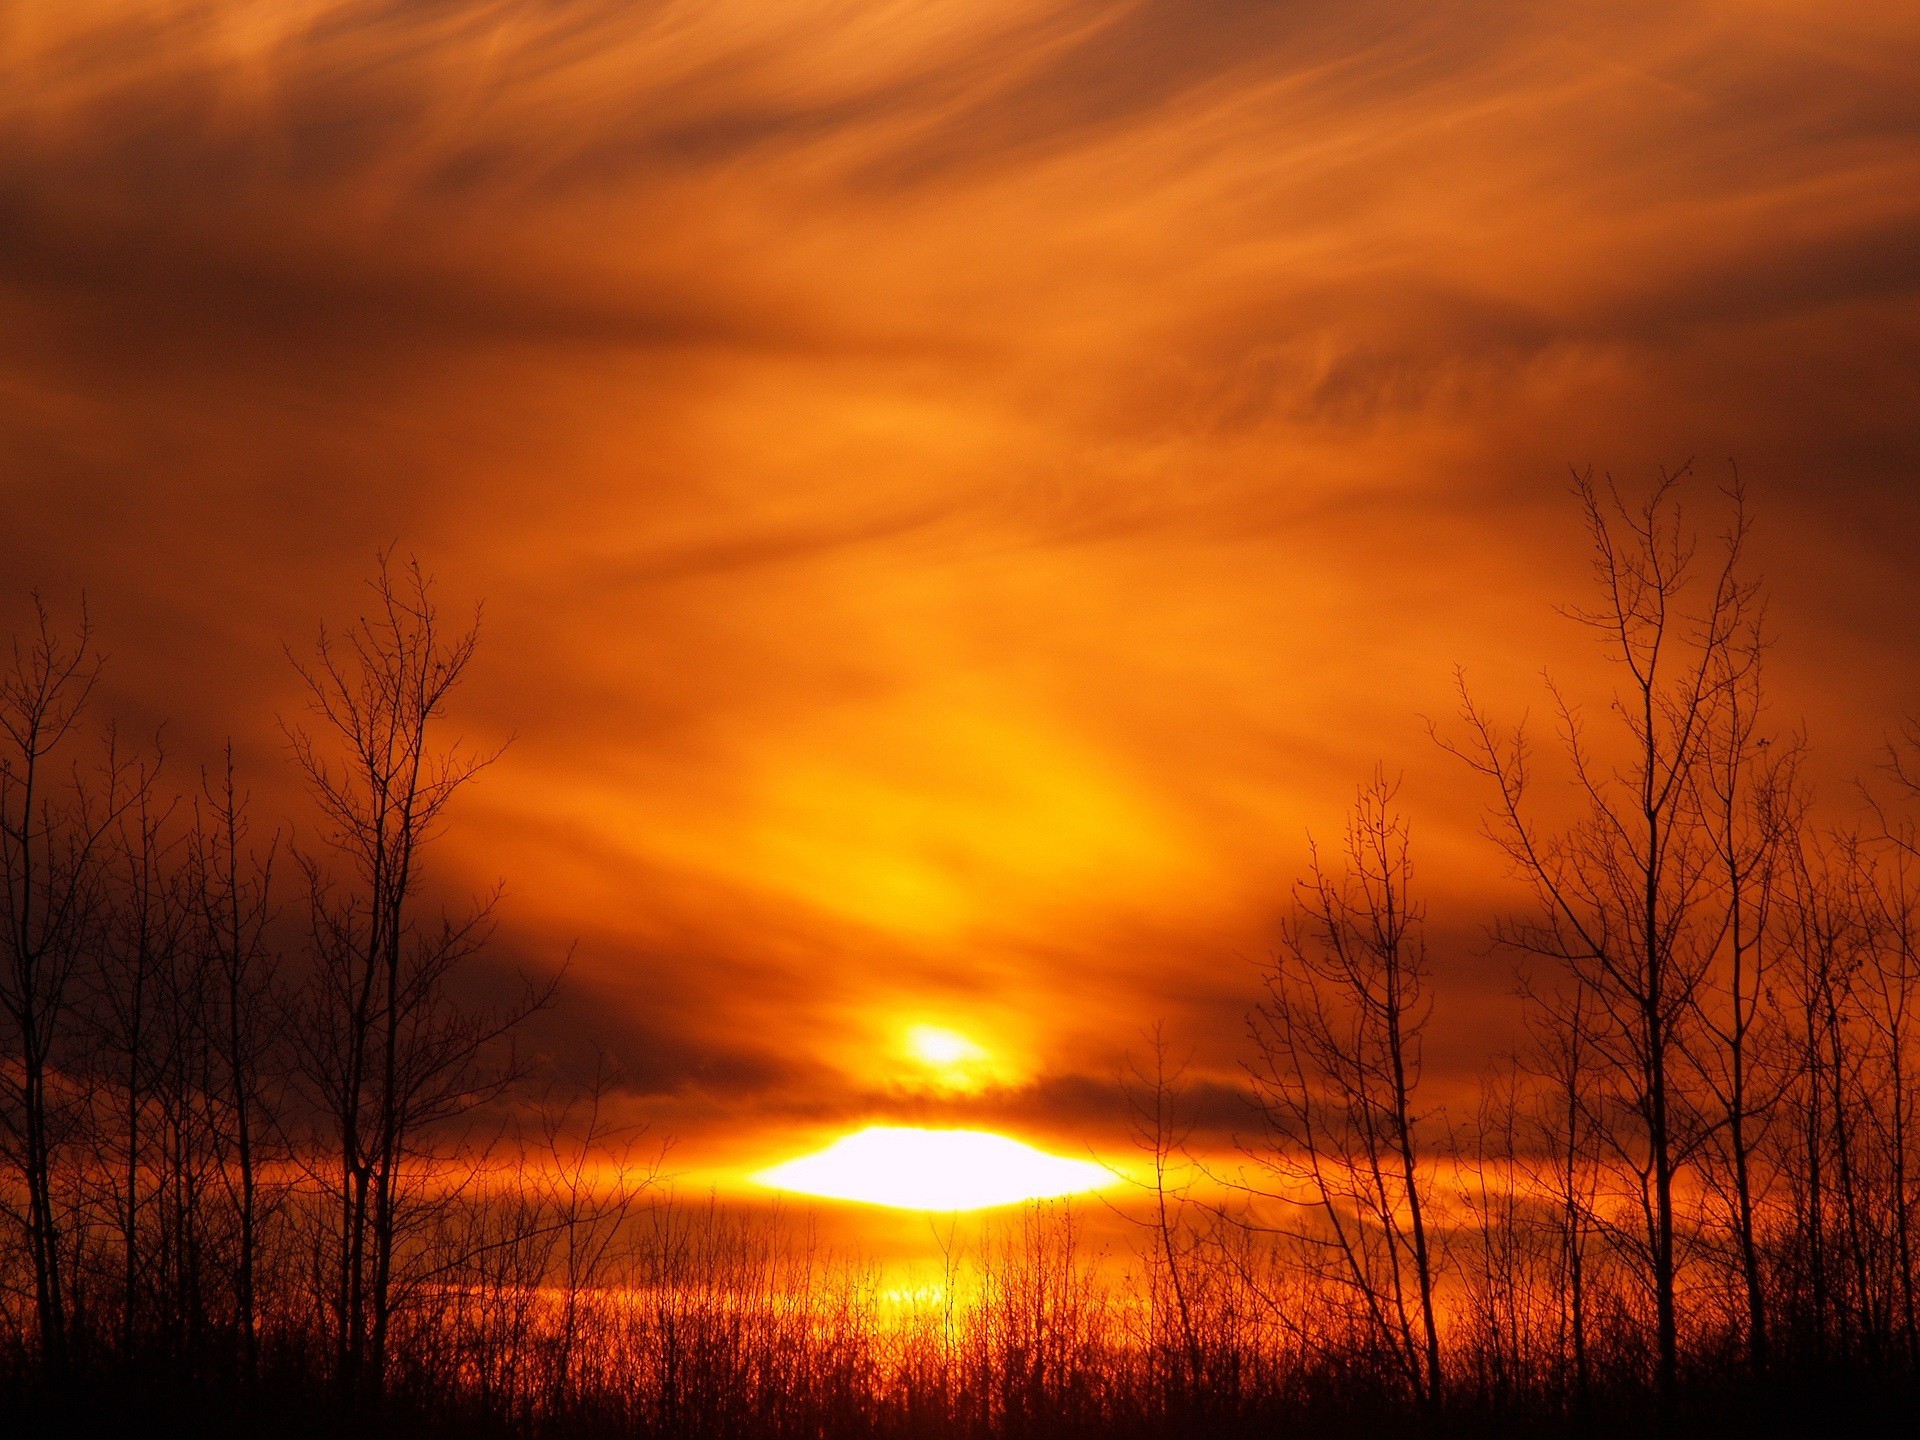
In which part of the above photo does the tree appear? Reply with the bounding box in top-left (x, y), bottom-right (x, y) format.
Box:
top-left (1856, 842), bottom-right (1920, 1365)
top-left (286, 554), bottom-right (548, 1402)
top-left (1869, 724), bottom-right (1920, 1364)
top-left (1520, 978), bottom-right (1602, 1401)
top-left (1117, 1025), bottom-right (1206, 1407)
top-left (92, 767), bottom-right (186, 1357)
top-left (189, 747), bottom-right (282, 1382)
top-left (1441, 468), bottom-right (1759, 1399)
top-left (1690, 544), bottom-right (1801, 1377)
top-left (1243, 771), bottom-right (1444, 1407)
top-left (0, 599), bottom-right (141, 1370)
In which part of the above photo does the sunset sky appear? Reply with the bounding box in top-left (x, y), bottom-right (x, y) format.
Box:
top-left (3, 0), bottom-right (1919, 1200)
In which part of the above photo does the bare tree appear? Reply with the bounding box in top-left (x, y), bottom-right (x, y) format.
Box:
top-left (91, 769), bottom-right (186, 1357)
top-left (1243, 771), bottom-right (1444, 1407)
top-left (190, 747), bottom-right (282, 1382)
top-left (1440, 469), bottom-right (1757, 1399)
top-left (1776, 828), bottom-right (1853, 1368)
top-left (1116, 1025), bottom-right (1205, 1405)
top-left (150, 833), bottom-right (219, 1363)
top-left (1520, 978), bottom-right (1603, 1402)
top-left (1690, 566), bottom-right (1802, 1376)
top-left (285, 554), bottom-right (549, 1402)
top-left (1856, 844), bottom-right (1920, 1365)
top-left (1866, 720), bottom-right (1920, 1363)
top-left (532, 1061), bottom-right (655, 1418)
top-left (0, 600), bottom-right (141, 1369)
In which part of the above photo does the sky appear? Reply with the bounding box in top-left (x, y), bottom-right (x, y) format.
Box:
top-left (2, 0), bottom-right (1918, 1195)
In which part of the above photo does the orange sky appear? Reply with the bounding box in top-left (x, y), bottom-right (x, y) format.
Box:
top-left (3, 0), bottom-right (1919, 1188)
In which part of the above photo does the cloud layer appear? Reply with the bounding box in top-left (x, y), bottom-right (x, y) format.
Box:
top-left (3, 0), bottom-right (1918, 1175)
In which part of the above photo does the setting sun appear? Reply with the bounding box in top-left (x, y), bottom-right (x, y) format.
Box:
top-left (753, 1127), bottom-right (1114, 1211)
top-left (906, 1025), bottom-right (987, 1069)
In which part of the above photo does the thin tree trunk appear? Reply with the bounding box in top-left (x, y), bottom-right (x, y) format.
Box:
top-left (1388, 986), bottom-right (1442, 1407)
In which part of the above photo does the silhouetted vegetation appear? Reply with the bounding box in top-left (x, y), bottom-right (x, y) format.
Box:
top-left (5, 479), bottom-right (1920, 1438)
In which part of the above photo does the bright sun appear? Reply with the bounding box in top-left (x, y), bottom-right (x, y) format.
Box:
top-left (754, 1126), bottom-right (1114, 1211)
top-left (894, 1022), bottom-right (1004, 1093)
top-left (905, 1024), bottom-right (989, 1069)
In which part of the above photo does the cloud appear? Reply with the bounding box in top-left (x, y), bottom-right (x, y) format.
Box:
top-left (2, 0), bottom-right (1918, 1171)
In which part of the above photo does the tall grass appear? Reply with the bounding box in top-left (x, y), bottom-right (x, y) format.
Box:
top-left (10, 1170), bottom-right (1914, 1440)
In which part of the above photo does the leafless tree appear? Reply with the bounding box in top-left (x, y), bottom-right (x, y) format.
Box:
top-left (1855, 843), bottom-right (1920, 1365)
top-left (285, 553), bottom-right (550, 1402)
top-left (1519, 979), bottom-right (1604, 1402)
top-left (1243, 770), bottom-right (1444, 1407)
top-left (1440, 468), bottom-right (1757, 1399)
top-left (91, 768), bottom-right (186, 1356)
top-left (531, 1061), bottom-right (656, 1417)
top-left (1690, 560), bottom-right (1802, 1376)
top-left (1116, 1025), bottom-right (1205, 1404)
top-left (1860, 718), bottom-right (1920, 1363)
top-left (189, 747), bottom-right (282, 1381)
top-left (0, 600), bottom-right (143, 1369)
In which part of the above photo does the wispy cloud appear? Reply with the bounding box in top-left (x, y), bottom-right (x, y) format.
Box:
top-left (3, 0), bottom-right (1917, 1163)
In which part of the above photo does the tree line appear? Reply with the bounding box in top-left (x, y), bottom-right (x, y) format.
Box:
top-left (1184, 470), bottom-right (1920, 1428)
top-left (3, 476), bottom-right (1919, 1439)
top-left (0, 556), bottom-right (647, 1427)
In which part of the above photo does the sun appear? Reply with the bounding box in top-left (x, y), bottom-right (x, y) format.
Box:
top-left (895, 1022), bottom-right (1004, 1092)
top-left (754, 1126), bottom-right (1114, 1211)
top-left (905, 1024), bottom-right (989, 1069)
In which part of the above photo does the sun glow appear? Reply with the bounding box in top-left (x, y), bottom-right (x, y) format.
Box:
top-left (891, 1022), bottom-right (1009, 1093)
top-left (754, 1127), bottom-right (1114, 1210)
top-left (906, 1025), bottom-right (987, 1068)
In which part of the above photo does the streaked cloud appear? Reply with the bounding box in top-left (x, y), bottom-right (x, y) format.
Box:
top-left (3, 0), bottom-right (1917, 1167)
